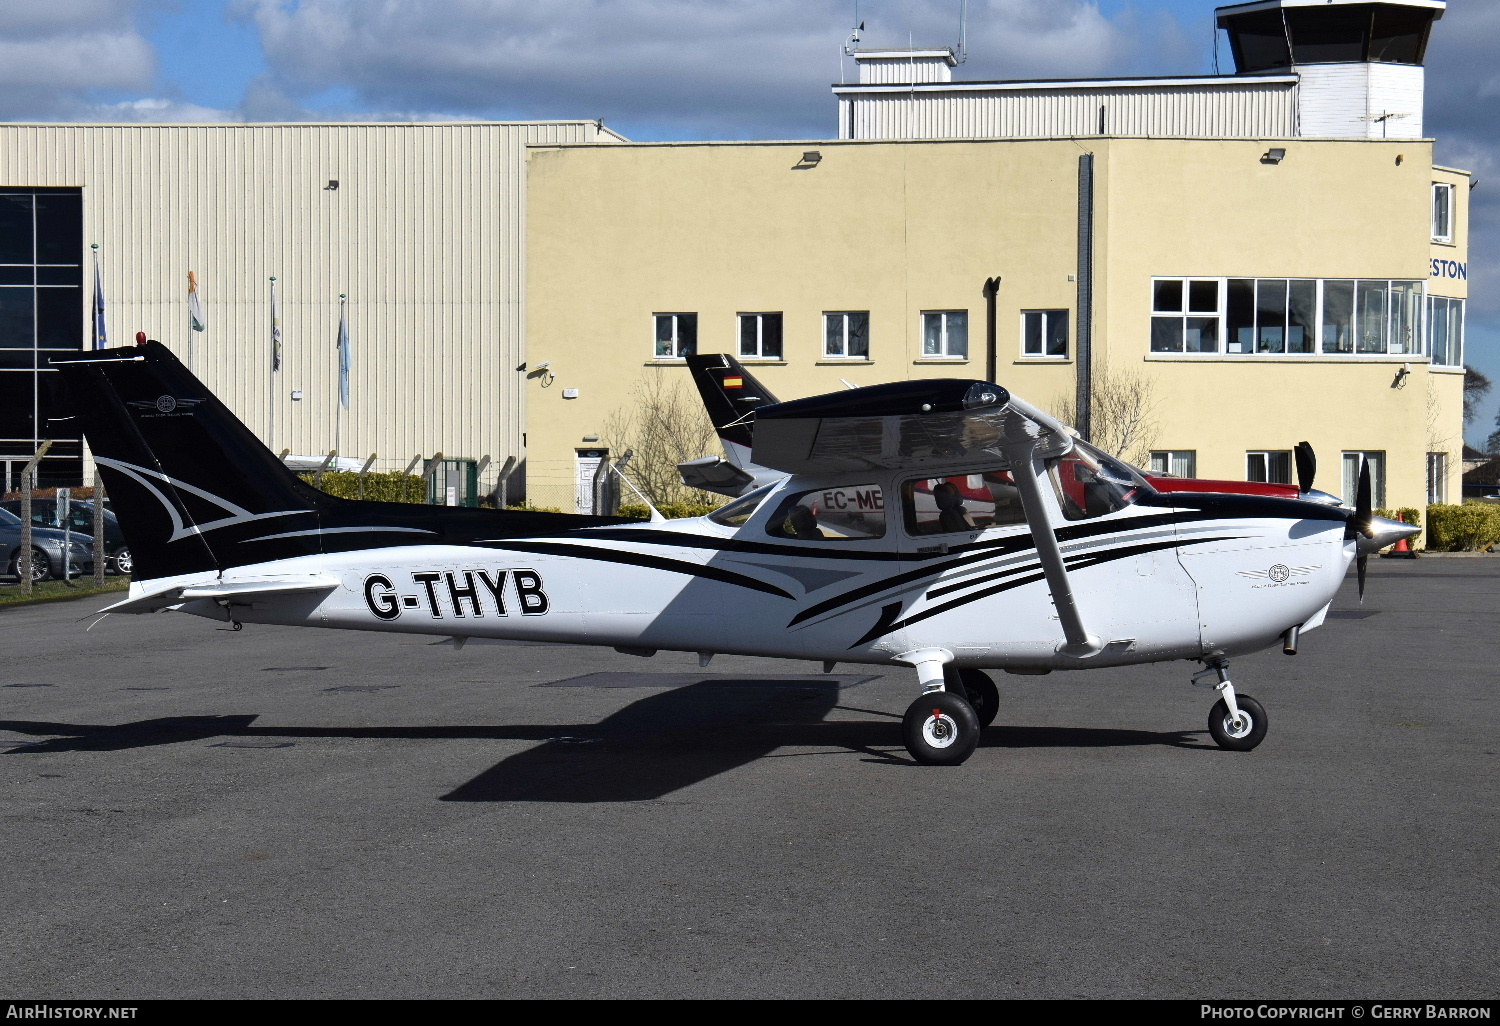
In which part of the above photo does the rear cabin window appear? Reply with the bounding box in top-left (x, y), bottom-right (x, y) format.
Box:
top-left (1048, 446), bottom-right (1147, 520)
top-left (765, 483), bottom-right (885, 541)
top-left (903, 472), bottom-right (1027, 536)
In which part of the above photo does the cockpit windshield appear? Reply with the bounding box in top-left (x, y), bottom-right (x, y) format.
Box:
top-left (1047, 440), bottom-right (1154, 520)
top-left (706, 483), bottom-right (776, 528)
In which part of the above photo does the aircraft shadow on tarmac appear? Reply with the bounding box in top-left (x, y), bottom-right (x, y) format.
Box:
top-left (0, 679), bottom-right (1209, 802)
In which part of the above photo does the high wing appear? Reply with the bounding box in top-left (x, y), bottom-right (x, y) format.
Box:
top-left (750, 378), bottom-right (1074, 475)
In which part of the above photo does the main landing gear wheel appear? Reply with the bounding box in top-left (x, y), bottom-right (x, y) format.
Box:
top-left (902, 691), bottom-right (981, 766)
top-left (1208, 694), bottom-right (1268, 752)
top-left (944, 668), bottom-right (1000, 729)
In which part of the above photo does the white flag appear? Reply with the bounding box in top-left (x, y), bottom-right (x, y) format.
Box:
top-left (187, 271), bottom-right (206, 333)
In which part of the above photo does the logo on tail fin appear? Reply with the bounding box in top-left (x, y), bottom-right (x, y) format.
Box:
top-left (128, 396), bottom-right (207, 418)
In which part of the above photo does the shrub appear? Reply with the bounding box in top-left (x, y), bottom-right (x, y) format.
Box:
top-left (1374, 507), bottom-right (1421, 528)
top-left (299, 470), bottom-right (427, 503)
top-left (1425, 502), bottom-right (1500, 551)
top-left (506, 501), bottom-right (565, 513)
top-left (618, 501), bottom-right (722, 520)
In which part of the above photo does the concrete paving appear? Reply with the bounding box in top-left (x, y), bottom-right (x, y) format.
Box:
top-left (0, 559), bottom-right (1495, 999)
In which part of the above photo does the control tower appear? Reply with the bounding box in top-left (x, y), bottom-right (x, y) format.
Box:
top-left (1216, 0), bottom-right (1445, 137)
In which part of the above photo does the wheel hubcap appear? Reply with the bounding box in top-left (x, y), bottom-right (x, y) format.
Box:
top-left (1224, 712), bottom-right (1252, 739)
top-left (922, 711), bottom-right (959, 749)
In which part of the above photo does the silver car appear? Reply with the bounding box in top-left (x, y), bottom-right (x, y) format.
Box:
top-left (0, 506), bottom-right (94, 582)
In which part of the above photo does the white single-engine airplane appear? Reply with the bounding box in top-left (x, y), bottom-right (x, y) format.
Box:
top-left (54, 341), bottom-right (1415, 765)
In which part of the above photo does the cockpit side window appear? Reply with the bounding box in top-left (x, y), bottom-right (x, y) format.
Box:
top-left (707, 484), bottom-right (775, 528)
top-left (902, 471), bottom-right (1027, 536)
top-left (1047, 443), bottom-right (1149, 520)
top-left (765, 483), bottom-right (886, 541)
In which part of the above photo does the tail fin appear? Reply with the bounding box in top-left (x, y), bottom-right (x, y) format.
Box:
top-left (685, 354), bottom-right (778, 470)
top-left (52, 342), bottom-right (628, 583)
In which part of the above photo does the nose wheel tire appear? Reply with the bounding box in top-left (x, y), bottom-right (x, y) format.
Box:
top-left (945, 668), bottom-right (1000, 729)
top-left (902, 691), bottom-right (981, 766)
top-left (1208, 694), bottom-right (1267, 752)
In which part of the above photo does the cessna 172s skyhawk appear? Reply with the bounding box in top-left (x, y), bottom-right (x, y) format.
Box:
top-left (54, 341), bottom-right (1415, 765)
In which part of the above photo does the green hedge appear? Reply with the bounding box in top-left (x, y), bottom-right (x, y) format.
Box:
top-left (1425, 502), bottom-right (1500, 551)
top-left (618, 501), bottom-right (722, 520)
top-left (1374, 506), bottom-right (1422, 528)
top-left (299, 470), bottom-right (428, 503)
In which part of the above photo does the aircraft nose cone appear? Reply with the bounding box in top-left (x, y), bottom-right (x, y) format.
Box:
top-left (1356, 515), bottom-right (1421, 555)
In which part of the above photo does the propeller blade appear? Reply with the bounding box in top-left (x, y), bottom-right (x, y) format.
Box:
top-left (1294, 441), bottom-right (1316, 494)
top-left (1346, 458), bottom-right (1374, 540)
top-left (1357, 553), bottom-right (1368, 602)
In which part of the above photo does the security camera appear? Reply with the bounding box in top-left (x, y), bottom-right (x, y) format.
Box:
top-left (534, 361), bottom-right (551, 371)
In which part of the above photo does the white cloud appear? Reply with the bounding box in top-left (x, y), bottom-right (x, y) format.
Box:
top-left (0, 0), bottom-right (157, 118)
top-left (229, 0), bottom-right (1199, 137)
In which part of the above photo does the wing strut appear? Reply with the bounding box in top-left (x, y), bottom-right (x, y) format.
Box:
top-left (1000, 418), bottom-right (1102, 660)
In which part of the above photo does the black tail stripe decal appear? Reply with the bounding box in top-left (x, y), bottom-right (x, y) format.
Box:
top-left (847, 536), bottom-right (1242, 648)
top-left (479, 541), bottom-right (796, 600)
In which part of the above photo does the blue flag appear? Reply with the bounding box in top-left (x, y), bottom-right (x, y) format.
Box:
top-left (337, 297), bottom-right (351, 410)
top-left (91, 249), bottom-right (108, 349)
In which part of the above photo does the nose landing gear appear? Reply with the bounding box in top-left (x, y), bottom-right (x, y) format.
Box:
top-left (1193, 660), bottom-right (1268, 751)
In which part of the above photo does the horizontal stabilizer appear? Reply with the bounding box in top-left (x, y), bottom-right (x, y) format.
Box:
top-left (99, 575), bottom-right (341, 615)
top-left (677, 456), bottom-right (757, 497)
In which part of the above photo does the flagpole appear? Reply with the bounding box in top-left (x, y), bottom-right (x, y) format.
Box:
top-left (336, 294), bottom-right (347, 462)
top-left (90, 244), bottom-right (107, 349)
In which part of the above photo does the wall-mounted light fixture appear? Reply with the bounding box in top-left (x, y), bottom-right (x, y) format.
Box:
top-left (1392, 363), bottom-right (1411, 389)
top-left (1261, 148), bottom-right (1286, 165)
top-left (527, 359), bottom-right (555, 386)
top-left (291, 390), bottom-right (304, 401)
top-left (794, 151), bottom-right (822, 170)
top-left (324, 179), bottom-right (339, 191)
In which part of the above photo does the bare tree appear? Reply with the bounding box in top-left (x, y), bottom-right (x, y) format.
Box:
top-left (1051, 365), bottom-right (1160, 466)
top-left (602, 373), bottom-right (718, 506)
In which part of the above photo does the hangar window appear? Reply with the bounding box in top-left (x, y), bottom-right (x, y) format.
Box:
top-left (1426, 452), bottom-right (1448, 505)
top-left (1431, 183), bottom-right (1454, 243)
top-left (901, 472), bottom-right (1027, 536)
top-left (1021, 310), bottom-right (1068, 358)
top-left (654, 313), bottom-right (697, 360)
top-left (765, 483), bottom-right (885, 541)
top-left (921, 310), bottom-right (967, 359)
top-left (738, 312), bottom-right (783, 360)
top-left (0, 188), bottom-right (83, 488)
top-left (1150, 278), bottom-right (1221, 353)
top-left (1149, 451), bottom-right (1196, 478)
top-left (1246, 451), bottom-right (1293, 485)
top-left (1341, 452), bottom-right (1387, 509)
top-left (1427, 296), bottom-right (1464, 367)
top-left (1155, 277), bottom-right (1427, 359)
top-left (824, 311), bottom-right (869, 359)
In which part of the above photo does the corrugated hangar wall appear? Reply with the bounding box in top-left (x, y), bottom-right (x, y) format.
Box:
top-left (0, 120), bottom-right (617, 493)
top-left (838, 80), bottom-right (1297, 140)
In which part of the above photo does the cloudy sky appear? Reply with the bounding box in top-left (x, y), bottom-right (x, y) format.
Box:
top-left (2, 0), bottom-right (1495, 439)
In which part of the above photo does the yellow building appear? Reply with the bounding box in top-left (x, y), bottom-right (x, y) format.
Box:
top-left (525, 134), bottom-right (1467, 517)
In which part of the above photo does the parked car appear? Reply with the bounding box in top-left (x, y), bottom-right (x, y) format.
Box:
top-left (0, 499), bottom-right (131, 575)
top-left (0, 507), bottom-right (94, 582)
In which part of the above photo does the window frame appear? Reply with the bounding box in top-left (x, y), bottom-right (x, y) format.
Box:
top-left (1432, 182), bottom-right (1455, 244)
top-left (1246, 450), bottom-right (1294, 485)
top-left (920, 310), bottom-right (968, 360)
top-left (1426, 451), bottom-right (1448, 505)
top-left (900, 471), bottom-right (1028, 538)
top-left (1342, 451), bottom-right (1387, 509)
top-left (653, 312), bottom-right (697, 361)
top-left (1148, 450), bottom-right (1197, 479)
top-left (1426, 295), bottom-right (1464, 367)
top-left (822, 310), bottom-right (870, 360)
top-left (1152, 276), bottom-right (1430, 360)
top-left (763, 482), bottom-right (887, 542)
top-left (1020, 309), bottom-right (1069, 359)
top-left (737, 311), bottom-right (783, 361)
